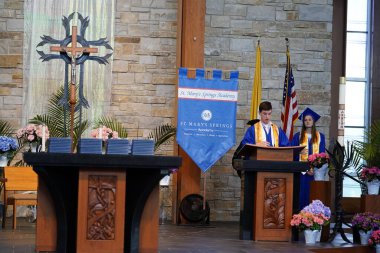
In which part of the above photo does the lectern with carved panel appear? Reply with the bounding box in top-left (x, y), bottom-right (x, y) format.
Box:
top-left (233, 145), bottom-right (307, 242)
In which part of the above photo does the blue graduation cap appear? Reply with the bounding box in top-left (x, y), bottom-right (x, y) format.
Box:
top-left (298, 107), bottom-right (321, 122)
top-left (246, 119), bottom-right (260, 126)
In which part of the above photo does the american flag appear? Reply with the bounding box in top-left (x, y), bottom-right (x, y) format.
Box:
top-left (281, 51), bottom-right (298, 141)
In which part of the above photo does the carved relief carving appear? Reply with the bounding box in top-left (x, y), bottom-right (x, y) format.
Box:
top-left (87, 175), bottom-right (117, 240)
top-left (263, 178), bottom-right (286, 229)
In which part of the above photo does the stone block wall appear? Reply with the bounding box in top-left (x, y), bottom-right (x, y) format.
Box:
top-left (0, 0), bottom-right (24, 128)
top-left (112, 0), bottom-right (178, 139)
top-left (204, 0), bottom-right (333, 221)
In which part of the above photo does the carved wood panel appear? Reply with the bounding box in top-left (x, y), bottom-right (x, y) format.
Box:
top-left (263, 178), bottom-right (286, 229)
top-left (87, 175), bottom-right (117, 240)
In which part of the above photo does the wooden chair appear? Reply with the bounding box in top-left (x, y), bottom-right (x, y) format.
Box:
top-left (1, 166), bottom-right (38, 229)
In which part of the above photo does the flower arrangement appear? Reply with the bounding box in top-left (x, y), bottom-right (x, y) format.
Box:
top-left (290, 200), bottom-right (331, 231)
top-left (16, 124), bottom-right (49, 150)
top-left (352, 212), bottom-right (376, 232)
top-left (90, 126), bottom-right (119, 141)
top-left (290, 211), bottom-right (325, 231)
top-left (369, 230), bottom-right (380, 247)
top-left (360, 167), bottom-right (380, 182)
top-left (302, 200), bottom-right (331, 220)
top-left (308, 152), bottom-right (330, 169)
top-left (373, 214), bottom-right (380, 231)
top-left (0, 136), bottom-right (18, 156)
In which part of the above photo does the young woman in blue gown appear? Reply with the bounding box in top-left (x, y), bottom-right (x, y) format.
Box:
top-left (291, 108), bottom-right (326, 210)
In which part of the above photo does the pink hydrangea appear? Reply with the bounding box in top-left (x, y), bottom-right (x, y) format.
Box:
top-left (369, 230), bottom-right (380, 246)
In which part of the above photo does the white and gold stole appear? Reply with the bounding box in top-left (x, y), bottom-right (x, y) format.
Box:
top-left (300, 131), bottom-right (320, 161)
top-left (254, 122), bottom-right (279, 147)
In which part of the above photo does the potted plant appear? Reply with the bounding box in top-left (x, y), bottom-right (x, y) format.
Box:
top-left (301, 200), bottom-right (331, 242)
top-left (359, 167), bottom-right (380, 195)
top-left (352, 212), bottom-right (376, 245)
top-left (16, 124), bottom-right (50, 152)
top-left (353, 120), bottom-right (380, 194)
top-left (290, 200), bottom-right (330, 244)
top-left (308, 152), bottom-right (330, 181)
top-left (369, 229), bottom-right (380, 253)
top-left (0, 136), bottom-right (18, 167)
top-left (29, 86), bottom-right (90, 150)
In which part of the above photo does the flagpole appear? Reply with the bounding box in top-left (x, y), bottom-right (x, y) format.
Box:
top-left (250, 39), bottom-right (262, 120)
top-left (281, 38), bottom-right (298, 140)
top-left (203, 171), bottom-right (206, 211)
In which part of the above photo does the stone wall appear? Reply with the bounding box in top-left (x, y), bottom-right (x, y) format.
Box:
top-left (0, 0), bottom-right (24, 127)
top-left (112, 0), bottom-right (178, 138)
top-left (204, 0), bottom-right (333, 221)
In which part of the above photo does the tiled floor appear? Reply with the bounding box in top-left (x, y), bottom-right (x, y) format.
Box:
top-left (0, 218), bottom-right (36, 253)
top-left (159, 222), bottom-right (358, 253)
top-left (0, 218), bottom-right (363, 253)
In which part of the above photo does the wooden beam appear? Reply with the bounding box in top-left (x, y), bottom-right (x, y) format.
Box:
top-left (372, 0), bottom-right (380, 121)
top-left (330, 0), bottom-right (347, 140)
top-left (173, 0), bottom-right (205, 224)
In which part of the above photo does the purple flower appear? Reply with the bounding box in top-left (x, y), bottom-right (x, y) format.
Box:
top-left (352, 212), bottom-right (375, 232)
top-left (0, 136), bottom-right (18, 153)
top-left (302, 200), bottom-right (331, 219)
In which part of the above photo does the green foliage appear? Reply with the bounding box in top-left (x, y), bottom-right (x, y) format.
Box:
top-left (93, 116), bottom-right (128, 138)
top-left (148, 124), bottom-right (176, 151)
top-left (0, 120), bottom-right (14, 136)
top-left (353, 120), bottom-right (380, 168)
top-left (29, 86), bottom-right (89, 148)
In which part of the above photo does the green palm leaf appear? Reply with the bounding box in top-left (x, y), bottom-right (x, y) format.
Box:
top-left (29, 86), bottom-right (89, 147)
top-left (353, 120), bottom-right (380, 168)
top-left (148, 124), bottom-right (176, 151)
top-left (0, 120), bottom-right (14, 136)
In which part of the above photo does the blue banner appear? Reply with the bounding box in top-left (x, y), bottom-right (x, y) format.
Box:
top-left (177, 68), bottom-right (239, 172)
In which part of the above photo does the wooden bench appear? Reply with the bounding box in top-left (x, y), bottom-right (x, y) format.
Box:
top-left (1, 166), bottom-right (38, 229)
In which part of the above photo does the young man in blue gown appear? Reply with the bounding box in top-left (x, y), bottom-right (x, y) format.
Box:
top-left (241, 101), bottom-right (289, 147)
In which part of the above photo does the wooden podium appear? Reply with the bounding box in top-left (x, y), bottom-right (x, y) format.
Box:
top-left (233, 144), bottom-right (308, 242)
top-left (23, 153), bottom-right (181, 253)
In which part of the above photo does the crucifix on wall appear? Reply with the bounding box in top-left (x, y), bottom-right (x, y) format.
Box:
top-left (37, 12), bottom-right (113, 150)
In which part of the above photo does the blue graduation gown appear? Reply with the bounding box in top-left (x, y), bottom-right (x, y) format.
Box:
top-left (291, 131), bottom-right (326, 210)
top-left (241, 124), bottom-right (289, 147)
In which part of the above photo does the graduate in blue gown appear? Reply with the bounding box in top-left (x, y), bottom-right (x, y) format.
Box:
top-left (232, 101), bottom-right (289, 177)
top-left (241, 101), bottom-right (289, 147)
top-left (291, 107), bottom-right (326, 210)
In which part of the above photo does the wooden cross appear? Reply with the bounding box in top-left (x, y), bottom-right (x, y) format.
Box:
top-left (50, 26), bottom-right (98, 56)
top-left (50, 26), bottom-right (99, 151)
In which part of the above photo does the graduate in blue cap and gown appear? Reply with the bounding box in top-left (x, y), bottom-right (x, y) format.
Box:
top-left (291, 107), bottom-right (326, 210)
top-left (241, 101), bottom-right (289, 147)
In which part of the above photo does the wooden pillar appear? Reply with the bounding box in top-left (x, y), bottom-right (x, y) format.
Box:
top-left (173, 0), bottom-right (205, 224)
top-left (329, 0), bottom-right (347, 226)
top-left (330, 0), bottom-right (347, 140)
top-left (372, 0), bottom-right (380, 121)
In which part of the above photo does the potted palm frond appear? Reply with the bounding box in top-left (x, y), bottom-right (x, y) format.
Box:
top-left (0, 120), bottom-right (13, 137)
top-left (353, 120), bottom-right (380, 195)
top-left (148, 124), bottom-right (176, 152)
top-left (29, 86), bottom-right (90, 150)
